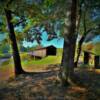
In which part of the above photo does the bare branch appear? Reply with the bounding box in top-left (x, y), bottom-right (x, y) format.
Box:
top-left (14, 19), bottom-right (26, 27)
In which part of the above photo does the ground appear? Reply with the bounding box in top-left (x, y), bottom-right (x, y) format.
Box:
top-left (0, 49), bottom-right (62, 81)
top-left (0, 64), bottom-right (100, 100)
top-left (0, 49), bottom-right (100, 100)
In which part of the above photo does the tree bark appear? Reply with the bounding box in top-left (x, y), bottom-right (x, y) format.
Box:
top-left (60, 0), bottom-right (77, 86)
top-left (5, 9), bottom-right (24, 76)
top-left (82, 2), bottom-right (90, 65)
top-left (94, 56), bottom-right (100, 69)
top-left (75, 36), bottom-right (85, 67)
top-left (75, 29), bottom-right (93, 67)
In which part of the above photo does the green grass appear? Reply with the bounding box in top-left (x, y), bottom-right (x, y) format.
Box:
top-left (92, 43), bottom-right (100, 55)
top-left (23, 56), bottom-right (61, 65)
top-left (20, 48), bottom-right (62, 66)
top-left (0, 53), bottom-right (6, 58)
top-left (0, 49), bottom-right (62, 80)
top-left (21, 48), bottom-right (63, 69)
top-left (0, 49), bottom-right (63, 70)
top-left (1, 59), bottom-right (10, 66)
top-left (57, 48), bottom-right (63, 56)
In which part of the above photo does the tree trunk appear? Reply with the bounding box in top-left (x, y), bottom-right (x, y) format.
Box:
top-left (75, 29), bottom-right (93, 67)
top-left (94, 56), bottom-right (100, 69)
top-left (74, 0), bottom-right (83, 67)
top-left (82, 3), bottom-right (90, 65)
top-left (5, 9), bottom-right (24, 76)
top-left (60, 0), bottom-right (77, 86)
top-left (75, 2), bottom-right (90, 67)
top-left (75, 36), bottom-right (85, 67)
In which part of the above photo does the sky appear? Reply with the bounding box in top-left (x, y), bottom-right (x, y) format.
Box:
top-left (0, 25), bottom-right (64, 48)
top-left (0, 30), bottom-right (100, 49)
top-left (23, 30), bottom-right (64, 48)
top-left (91, 35), bottom-right (100, 44)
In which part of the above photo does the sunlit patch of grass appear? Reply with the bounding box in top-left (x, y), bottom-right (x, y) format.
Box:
top-left (57, 48), bottom-right (63, 56)
top-left (22, 55), bottom-right (61, 72)
top-left (0, 53), bottom-right (5, 58)
top-left (24, 56), bottom-right (61, 65)
top-left (1, 59), bottom-right (10, 66)
top-left (20, 49), bottom-right (62, 70)
top-left (0, 49), bottom-right (62, 80)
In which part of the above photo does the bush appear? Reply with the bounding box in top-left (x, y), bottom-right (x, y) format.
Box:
top-left (20, 53), bottom-right (31, 61)
top-left (0, 44), bottom-right (10, 53)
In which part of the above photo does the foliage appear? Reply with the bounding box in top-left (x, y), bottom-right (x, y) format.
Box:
top-left (0, 43), bottom-right (10, 53)
top-left (79, 0), bottom-right (100, 35)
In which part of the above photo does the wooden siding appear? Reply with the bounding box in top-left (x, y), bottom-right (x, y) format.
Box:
top-left (33, 49), bottom-right (46, 57)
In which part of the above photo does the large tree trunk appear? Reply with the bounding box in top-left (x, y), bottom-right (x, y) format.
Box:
top-left (5, 9), bottom-right (24, 76)
top-left (60, 0), bottom-right (77, 86)
top-left (94, 56), bottom-right (100, 69)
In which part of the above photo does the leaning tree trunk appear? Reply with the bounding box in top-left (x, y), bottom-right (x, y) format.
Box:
top-left (60, 0), bottom-right (77, 86)
top-left (75, 4), bottom-right (90, 67)
top-left (5, 9), bottom-right (24, 76)
top-left (75, 36), bottom-right (85, 67)
top-left (82, 7), bottom-right (89, 65)
top-left (94, 56), bottom-right (100, 69)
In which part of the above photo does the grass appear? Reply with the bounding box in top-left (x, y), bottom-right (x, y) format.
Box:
top-left (21, 49), bottom-right (62, 71)
top-left (0, 53), bottom-right (6, 58)
top-left (0, 47), bottom-right (96, 81)
top-left (21, 48), bottom-right (63, 66)
top-left (23, 56), bottom-right (61, 65)
top-left (0, 48), bottom-right (62, 67)
top-left (0, 44), bottom-right (100, 99)
top-left (0, 49), bottom-right (63, 80)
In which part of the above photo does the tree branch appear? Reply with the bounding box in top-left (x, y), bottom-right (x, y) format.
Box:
top-left (6, 0), bottom-right (14, 8)
top-left (14, 19), bottom-right (26, 27)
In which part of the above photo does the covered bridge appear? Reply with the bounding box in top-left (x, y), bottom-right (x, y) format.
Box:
top-left (82, 34), bottom-right (100, 68)
top-left (29, 45), bottom-right (57, 59)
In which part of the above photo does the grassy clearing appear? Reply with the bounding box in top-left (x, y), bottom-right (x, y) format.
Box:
top-left (0, 49), bottom-right (63, 80)
top-left (21, 48), bottom-right (63, 66)
top-left (21, 49), bottom-right (62, 71)
top-left (23, 56), bottom-right (61, 66)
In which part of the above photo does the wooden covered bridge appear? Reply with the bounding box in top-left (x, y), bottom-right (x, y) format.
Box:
top-left (29, 45), bottom-right (57, 59)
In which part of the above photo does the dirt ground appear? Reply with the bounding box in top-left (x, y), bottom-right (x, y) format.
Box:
top-left (0, 65), bottom-right (100, 100)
